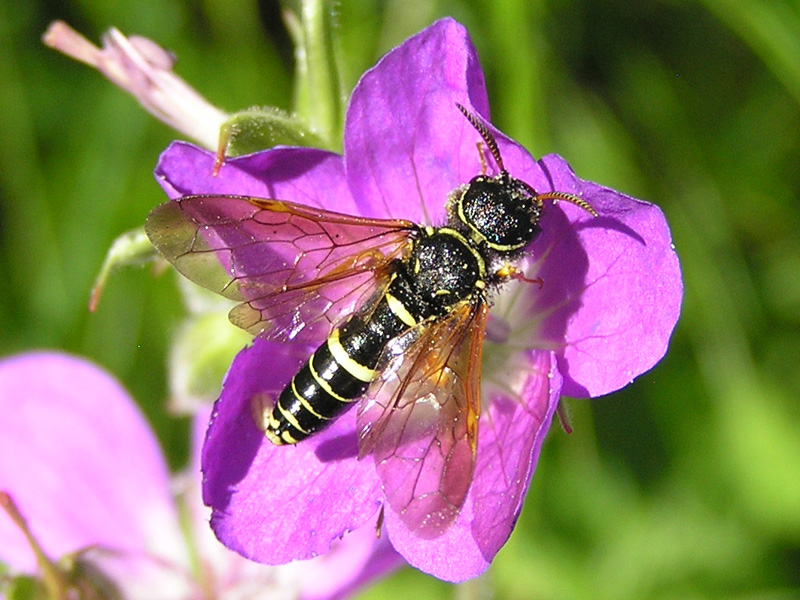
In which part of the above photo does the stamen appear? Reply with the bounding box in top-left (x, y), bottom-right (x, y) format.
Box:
top-left (375, 504), bottom-right (385, 539)
top-left (494, 264), bottom-right (544, 287)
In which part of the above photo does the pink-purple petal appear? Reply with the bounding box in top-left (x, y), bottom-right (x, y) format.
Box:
top-left (299, 525), bottom-right (404, 600)
top-left (470, 350), bottom-right (562, 556)
top-left (191, 408), bottom-right (404, 599)
top-left (344, 18), bottom-right (492, 224)
top-left (533, 154), bottom-right (682, 397)
top-left (383, 351), bottom-right (562, 582)
top-left (156, 141), bottom-right (358, 214)
top-left (201, 339), bottom-right (383, 563)
top-left (0, 352), bottom-right (184, 573)
top-left (382, 498), bottom-right (485, 583)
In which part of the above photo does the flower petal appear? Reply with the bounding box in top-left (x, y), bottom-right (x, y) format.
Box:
top-left (43, 21), bottom-right (227, 150)
top-left (201, 339), bottom-right (383, 564)
top-left (0, 352), bottom-right (184, 572)
top-left (382, 351), bottom-right (562, 582)
top-left (344, 18), bottom-right (492, 224)
top-left (188, 408), bottom-right (403, 599)
top-left (297, 525), bottom-right (404, 600)
top-left (531, 154), bottom-right (683, 397)
top-left (155, 141), bottom-right (357, 214)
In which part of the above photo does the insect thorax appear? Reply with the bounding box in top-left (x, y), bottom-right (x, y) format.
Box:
top-left (403, 228), bottom-right (485, 316)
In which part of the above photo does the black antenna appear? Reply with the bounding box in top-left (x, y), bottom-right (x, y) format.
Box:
top-left (456, 103), bottom-right (506, 173)
top-left (456, 103), bottom-right (598, 218)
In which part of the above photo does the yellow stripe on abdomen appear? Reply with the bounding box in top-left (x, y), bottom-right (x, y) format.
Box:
top-left (326, 328), bottom-right (377, 383)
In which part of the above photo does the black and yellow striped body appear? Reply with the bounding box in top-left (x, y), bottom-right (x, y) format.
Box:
top-left (265, 273), bottom-right (416, 445)
top-left (143, 105), bottom-right (597, 448)
top-left (265, 227), bottom-right (487, 445)
top-left (264, 141), bottom-right (574, 445)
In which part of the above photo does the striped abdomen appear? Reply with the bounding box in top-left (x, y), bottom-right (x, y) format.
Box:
top-left (265, 272), bottom-right (420, 445)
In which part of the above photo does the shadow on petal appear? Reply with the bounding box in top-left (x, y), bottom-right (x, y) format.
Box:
top-left (315, 430), bottom-right (360, 462)
top-left (530, 207), bottom-right (592, 358)
top-left (576, 214), bottom-right (646, 246)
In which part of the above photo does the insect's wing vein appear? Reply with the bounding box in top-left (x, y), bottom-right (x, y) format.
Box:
top-left (146, 194), bottom-right (415, 344)
top-left (357, 301), bottom-right (487, 538)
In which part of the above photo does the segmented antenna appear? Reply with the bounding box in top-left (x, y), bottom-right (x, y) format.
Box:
top-left (536, 191), bottom-right (599, 217)
top-left (456, 103), bottom-right (506, 173)
top-left (456, 102), bottom-right (598, 218)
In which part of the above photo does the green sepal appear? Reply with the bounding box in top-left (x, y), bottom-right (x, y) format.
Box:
top-left (3, 575), bottom-right (40, 600)
top-left (89, 227), bottom-right (156, 312)
top-left (217, 107), bottom-right (326, 158)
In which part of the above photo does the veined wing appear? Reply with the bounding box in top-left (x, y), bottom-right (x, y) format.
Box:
top-left (357, 301), bottom-right (488, 538)
top-left (146, 195), bottom-right (416, 343)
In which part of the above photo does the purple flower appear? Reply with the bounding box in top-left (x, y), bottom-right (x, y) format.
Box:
top-left (0, 353), bottom-right (184, 579)
top-left (154, 19), bottom-right (682, 582)
top-left (0, 352), bottom-right (400, 598)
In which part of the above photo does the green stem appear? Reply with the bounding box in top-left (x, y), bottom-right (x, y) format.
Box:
top-left (283, 0), bottom-right (343, 149)
top-left (1, 491), bottom-right (70, 598)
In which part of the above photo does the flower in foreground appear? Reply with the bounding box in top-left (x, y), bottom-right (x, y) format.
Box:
top-left (153, 19), bottom-right (682, 582)
top-left (0, 352), bottom-right (400, 598)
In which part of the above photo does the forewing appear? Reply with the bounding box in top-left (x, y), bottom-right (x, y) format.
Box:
top-left (146, 195), bottom-right (415, 342)
top-left (357, 301), bottom-right (488, 538)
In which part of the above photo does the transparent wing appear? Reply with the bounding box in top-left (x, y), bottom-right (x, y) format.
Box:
top-left (357, 301), bottom-right (488, 538)
top-left (146, 195), bottom-right (415, 343)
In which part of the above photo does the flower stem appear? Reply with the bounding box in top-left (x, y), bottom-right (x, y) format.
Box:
top-left (0, 491), bottom-right (70, 599)
top-left (282, 0), bottom-right (344, 150)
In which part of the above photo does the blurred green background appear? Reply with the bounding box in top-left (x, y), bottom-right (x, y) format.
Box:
top-left (2, 0), bottom-right (799, 598)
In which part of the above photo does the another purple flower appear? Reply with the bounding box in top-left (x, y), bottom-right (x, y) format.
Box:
top-left (0, 353), bottom-right (185, 573)
top-left (154, 19), bottom-right (682, 581)
top-left (0, 352), bottom-right (400, 598)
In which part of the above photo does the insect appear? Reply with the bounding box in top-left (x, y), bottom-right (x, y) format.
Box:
top-left (145, 104), bottom-right (597, 536)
